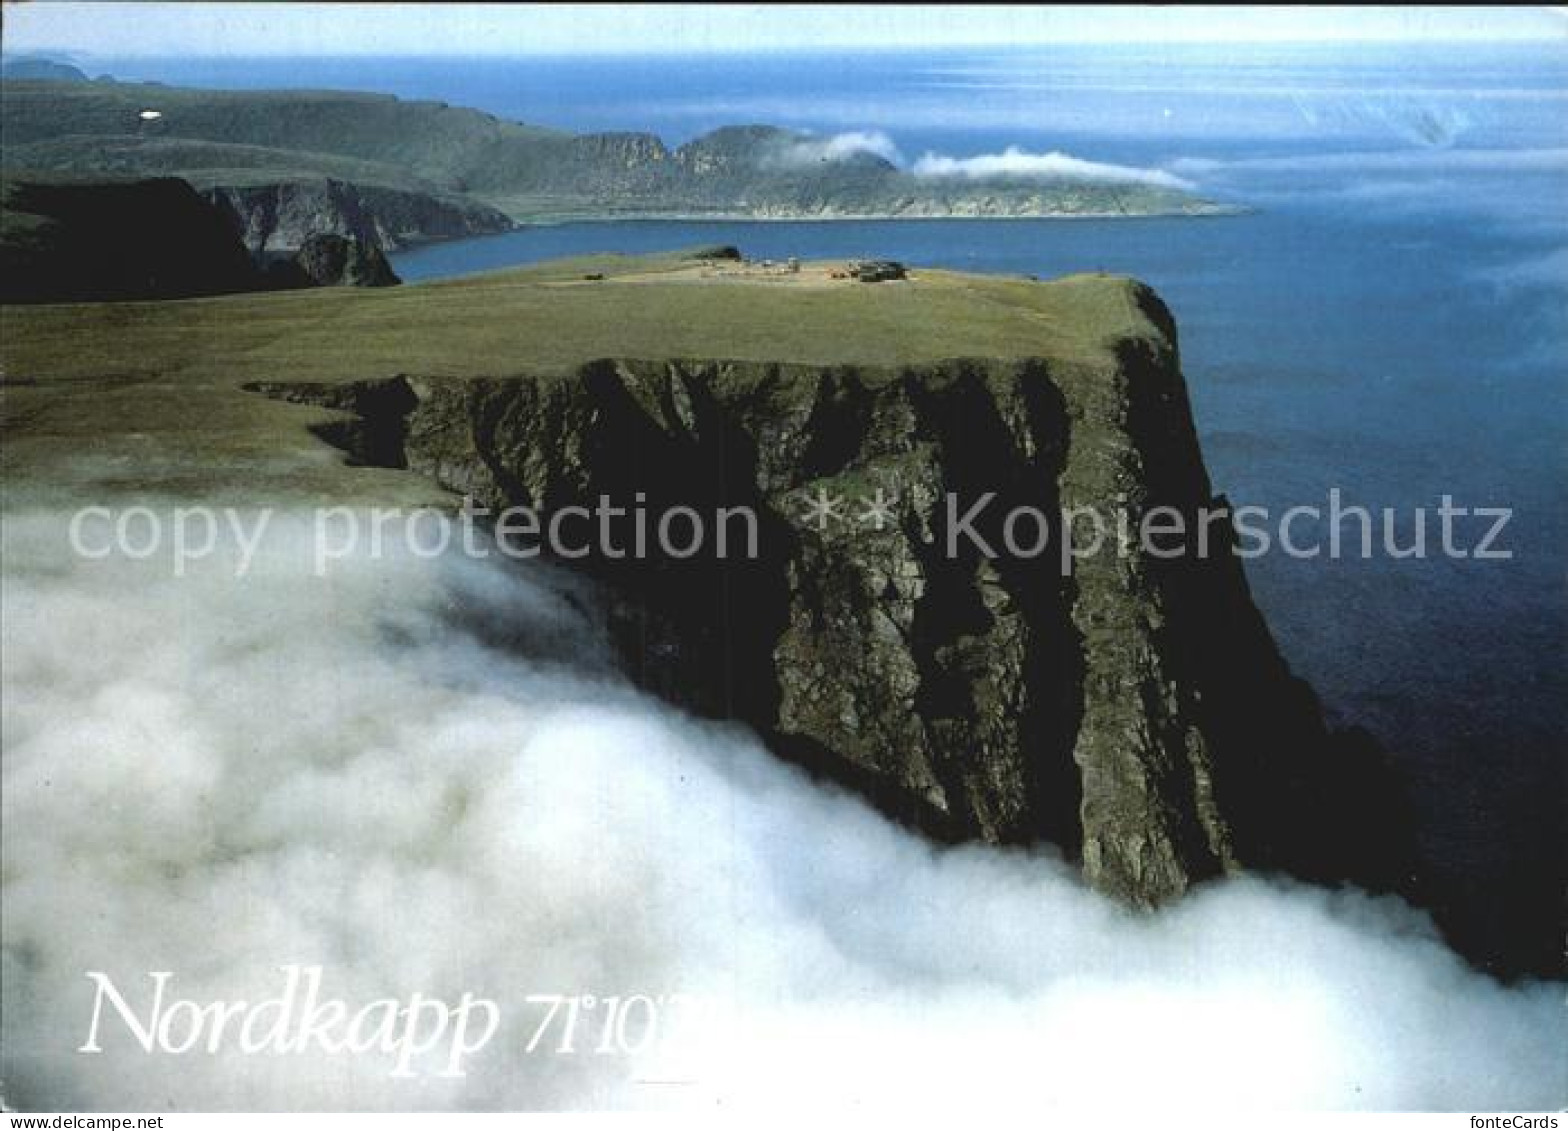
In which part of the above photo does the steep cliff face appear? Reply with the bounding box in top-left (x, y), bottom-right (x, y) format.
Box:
top-left (494, 123), bottom-right (1218, 219)
top-left (286, 231), bottom-right (399, 288)
top-left (0, 177), bottom-right (404, 301)
top-left (0, 177), bottom-right (259, 302)
top-left (251, 280), bottom-right (1407, 906)
top-left (202, 178), bottom-right (514, 254)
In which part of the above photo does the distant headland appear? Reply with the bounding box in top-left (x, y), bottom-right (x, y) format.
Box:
top-left (1, 62), bottom-right (1233, 254)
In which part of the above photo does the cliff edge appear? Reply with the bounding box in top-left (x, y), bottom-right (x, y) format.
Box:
top-left (247, 269), bottom-right (1408, 906)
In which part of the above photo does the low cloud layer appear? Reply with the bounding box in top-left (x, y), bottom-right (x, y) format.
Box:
top-left (767, 130), bottom-right (1193, 191)
top-left (2, 511), bottom-right (1562, 1111)
top-left (776, 129), bottom-right (904, 167)
top-left (912, 146), bottom-right (1195, 189)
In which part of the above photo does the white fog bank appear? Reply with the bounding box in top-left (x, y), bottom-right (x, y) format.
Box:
top-left (1, 511), bottom-right (1562, 1111)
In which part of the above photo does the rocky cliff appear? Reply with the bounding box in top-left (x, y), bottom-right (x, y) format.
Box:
top-left (285, 231), bottom-right (399, 288)
top-left (0, 176), bottom-right (400, 301)
top-left (475, 123), bottom-right (1222, 220)
top-left (202, 178), bottom-right (514, 254)
top-left (0, 176), bottom-right (260, 302)
top-left (251, 278), bottom-right (1408, 906)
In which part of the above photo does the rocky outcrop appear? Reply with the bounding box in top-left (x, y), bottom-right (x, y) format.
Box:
top-left (567, 132), bottom-right (671, 171)
top-left (284, 232), bottom-right (399, 288)
top-left (251, 278), bottom-right (1410, 907)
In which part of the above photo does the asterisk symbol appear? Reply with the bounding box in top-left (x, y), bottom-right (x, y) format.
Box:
top-left (798, 487), bottom-right (844, 532)
top-left (857, 488), bottom-right (898, 531)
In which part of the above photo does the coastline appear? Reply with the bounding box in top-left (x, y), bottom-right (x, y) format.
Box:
top-left (489, 202), bottom-right (1250, 227)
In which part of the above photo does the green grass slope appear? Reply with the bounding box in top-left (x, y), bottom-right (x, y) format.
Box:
top-left (1, 252), bottom-right (1164, 501)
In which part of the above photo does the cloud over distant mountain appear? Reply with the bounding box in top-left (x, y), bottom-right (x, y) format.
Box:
top-left (914, 145), bottom-right (1195, 189)
top-left (777, 129), bottom-right (904, 167)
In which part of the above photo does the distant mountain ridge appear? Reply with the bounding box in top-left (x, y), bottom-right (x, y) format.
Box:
top-left (0, 56), bottom-right (91, 83)
top-left (1, 75), bottom-right (1229, 228)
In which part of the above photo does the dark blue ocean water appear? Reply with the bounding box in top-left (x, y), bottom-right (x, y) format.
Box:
top-left (91, 45), bottom-right (1568, 970)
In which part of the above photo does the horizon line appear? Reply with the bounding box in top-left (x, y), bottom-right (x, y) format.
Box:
top-left (8, 35), bottom-right (1566, 61)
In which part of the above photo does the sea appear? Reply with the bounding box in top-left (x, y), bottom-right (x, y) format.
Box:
top-left (86, 42), bottom-right (1567, 974)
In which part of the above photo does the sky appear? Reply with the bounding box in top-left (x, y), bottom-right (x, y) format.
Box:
top-left (3, 3), bottom-right (1566, 58)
